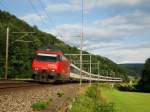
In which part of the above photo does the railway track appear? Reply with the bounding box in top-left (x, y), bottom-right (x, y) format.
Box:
top-left (0, 80), bottom-right (42, 89)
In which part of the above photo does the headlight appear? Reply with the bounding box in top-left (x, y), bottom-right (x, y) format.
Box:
top-left (34, 68), bottom-right (38, 71)
top-left (51, 69), bottom-right (55, 72)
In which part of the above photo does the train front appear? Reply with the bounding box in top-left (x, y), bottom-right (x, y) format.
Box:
top-left (32, 50), bottom-right (62, 82)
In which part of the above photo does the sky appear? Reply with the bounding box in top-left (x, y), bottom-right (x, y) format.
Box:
top-left (0, 0), bottom-right (150, 64)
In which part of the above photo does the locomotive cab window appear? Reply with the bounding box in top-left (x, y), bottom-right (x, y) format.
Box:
top-left (58, 55), bottom-right (62, 61)
top-left (36, 53), bottom-right (59, 62)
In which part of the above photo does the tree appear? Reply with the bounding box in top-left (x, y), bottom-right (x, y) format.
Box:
top-left (138, 58), bottom-right (150, 92)
top-left (141, 58), bottom-right (150, 83)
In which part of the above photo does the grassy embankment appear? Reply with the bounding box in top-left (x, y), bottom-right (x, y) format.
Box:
top-left (69, 84), bottom-right (115, 112)
top-left (69, 84), bottom-right (150, 112)
top-left (102, 86), bottom-right (150, 112)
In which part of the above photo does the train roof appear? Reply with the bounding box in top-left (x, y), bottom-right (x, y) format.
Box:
top-left (36, 49), bottom-right (63, 55)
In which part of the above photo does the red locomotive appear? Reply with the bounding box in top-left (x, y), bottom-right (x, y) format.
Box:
top-left (32, 49), bottom-right (70, 82)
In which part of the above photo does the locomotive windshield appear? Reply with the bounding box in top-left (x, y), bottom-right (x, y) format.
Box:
top-left (35, 53), bottom-right (59, 62)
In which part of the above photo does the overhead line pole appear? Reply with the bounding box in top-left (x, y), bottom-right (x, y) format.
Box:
top-left (98, 61), bottom-right (100, 81)
top-left (80, 0), bottom-right (84, 86)
top-left (89, 54), bottom-right (92, 85)
top-left (4, 27), bottom-right (9, 80)
top-left (4, 30), bottom-right (35, 80)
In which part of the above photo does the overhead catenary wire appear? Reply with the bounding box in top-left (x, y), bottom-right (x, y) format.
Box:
top-left (38, 0), bottom-right (63, 39)
top-left (38, 0), bottom-right (56, 31)
top-left (0, 1), bottom-right (10, 27)
top-left (29, 0), bottom-right (63, 39)
top-left (28, 0), bottom-right (49, 30)
top-left (0, 1), bottom-right (9, 11)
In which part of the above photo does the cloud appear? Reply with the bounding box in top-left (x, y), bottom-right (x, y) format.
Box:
top-left (83, 42), bottom-right (121, 51)
top-left (93, 0), bottom-right (141, 6)
top-left (44, 0), bottom-right (145, 13)
top-left (115, 42), bottom-right (150, 50)
top-left (50, 23), bottom-right (125, 43)
top-left (46, 3), bottom-right (74, 12)
top-left (107, 50), bottom-right (150, 64)
top-left (49, 10), bottom-right (150, 45)
top-left (93, 11), bottom-right (150, 40)
top-left (47, 10), bottom-right (150, 63)
top-left (94, 10), bottom-right (150, 27)
top-left (90, 42), bottom-right (150, 63)
top-left (20, 13), bottom-right (46, 23)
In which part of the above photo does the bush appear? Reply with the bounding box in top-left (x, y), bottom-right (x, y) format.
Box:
top-left (136, 58), bottom-right (150, 92)
top-left (69, 84), bottom-right (116, 112)
top-left (70, 95), bottom-right (95, 112)
top-left (31, 101), bottom-right (49, 111)
top-left (115, 83), bottom-right (136, 92)
top-left (31, 98), bottom-right (52, 111)
top-left (95, 103), bottom-right (115, 112)
top-left (57, 91), bottom-right (64, 97)
top-left (85, 84), bottom-right (100, 99)
top-left (135, 83), bottom-right (150, 93)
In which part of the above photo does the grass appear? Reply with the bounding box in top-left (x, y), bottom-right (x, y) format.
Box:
top-left (32, 101), bottom-right (49, 111)
top-left (57, 91), bottom-right (65, 97)
top-left (69, 84), bottom-right (115, 112)
top-left (101, 85), bottom-right (150, 112)
top-left (31, 98), bottom-right (52, 111)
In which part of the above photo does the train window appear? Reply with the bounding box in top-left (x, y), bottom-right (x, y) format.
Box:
top-left (58, 55), bottom-right (62, 61)
top-left (35, 54), bottom-right (59, 62)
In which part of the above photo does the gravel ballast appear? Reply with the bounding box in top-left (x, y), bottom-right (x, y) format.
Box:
top-left (0, 84), bottom-right (85, 112)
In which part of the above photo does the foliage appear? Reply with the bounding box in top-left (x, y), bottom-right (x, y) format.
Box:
top-left (0, 10), bottom-right (128, 80)
top-left (119, 63), bottom-right (144, 77)
top-left (115, 83), bottom-right (136, 92)
top-left (137, 58), bottom-right (150, 92)
top-left (31, 98), bottom-right (52, 111)
top-left (69, 84), bottom-right (116, 112)
top-left (31, 101), bottom-right (49, 111)
top-left (141, 58), bottom-right (150, 83)
top-left (57, 91), bottom-right (64, 97)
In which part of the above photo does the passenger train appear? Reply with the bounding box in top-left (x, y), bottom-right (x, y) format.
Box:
top-left (32, 49), bottom-right (123, 83)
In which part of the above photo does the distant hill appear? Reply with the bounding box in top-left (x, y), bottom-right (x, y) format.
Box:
top-left (0, 10), bottom-right (128, 80)
top-left (119, 63), bottom-right (144, 77)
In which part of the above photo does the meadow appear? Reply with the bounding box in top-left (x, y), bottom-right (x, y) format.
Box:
top-left (69, 84), bottom-right (150, 112)
top-left (101, 86), bottom-right (150, 112)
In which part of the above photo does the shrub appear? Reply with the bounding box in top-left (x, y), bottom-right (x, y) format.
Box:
top-left (32, 101), bottom-right (49, 111)
top-left (115, 83), bottom-right (136, 92)
top-left (69, 96), bottom-right (95, 112)
top-left (31, 98), bottom-right (52, 111)
top-left (69, 84), bottom-right (116, 112)
top-left (57, 91), bottom-right (64, 97)
top-left (95, 103), bottom-right (115, 112)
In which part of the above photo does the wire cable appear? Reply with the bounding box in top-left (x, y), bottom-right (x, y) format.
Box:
top-left (38, 0), bottom-right (56, 28)
top-left (0, 1), bottom-right (9, 11)
top-left (28, 0), bottom-right (49, 30)
top-left (38, 0), bottom-right (62, 38)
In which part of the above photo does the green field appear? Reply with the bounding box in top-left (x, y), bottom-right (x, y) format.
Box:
top-left (102, 87), bottom-right (150, 112)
